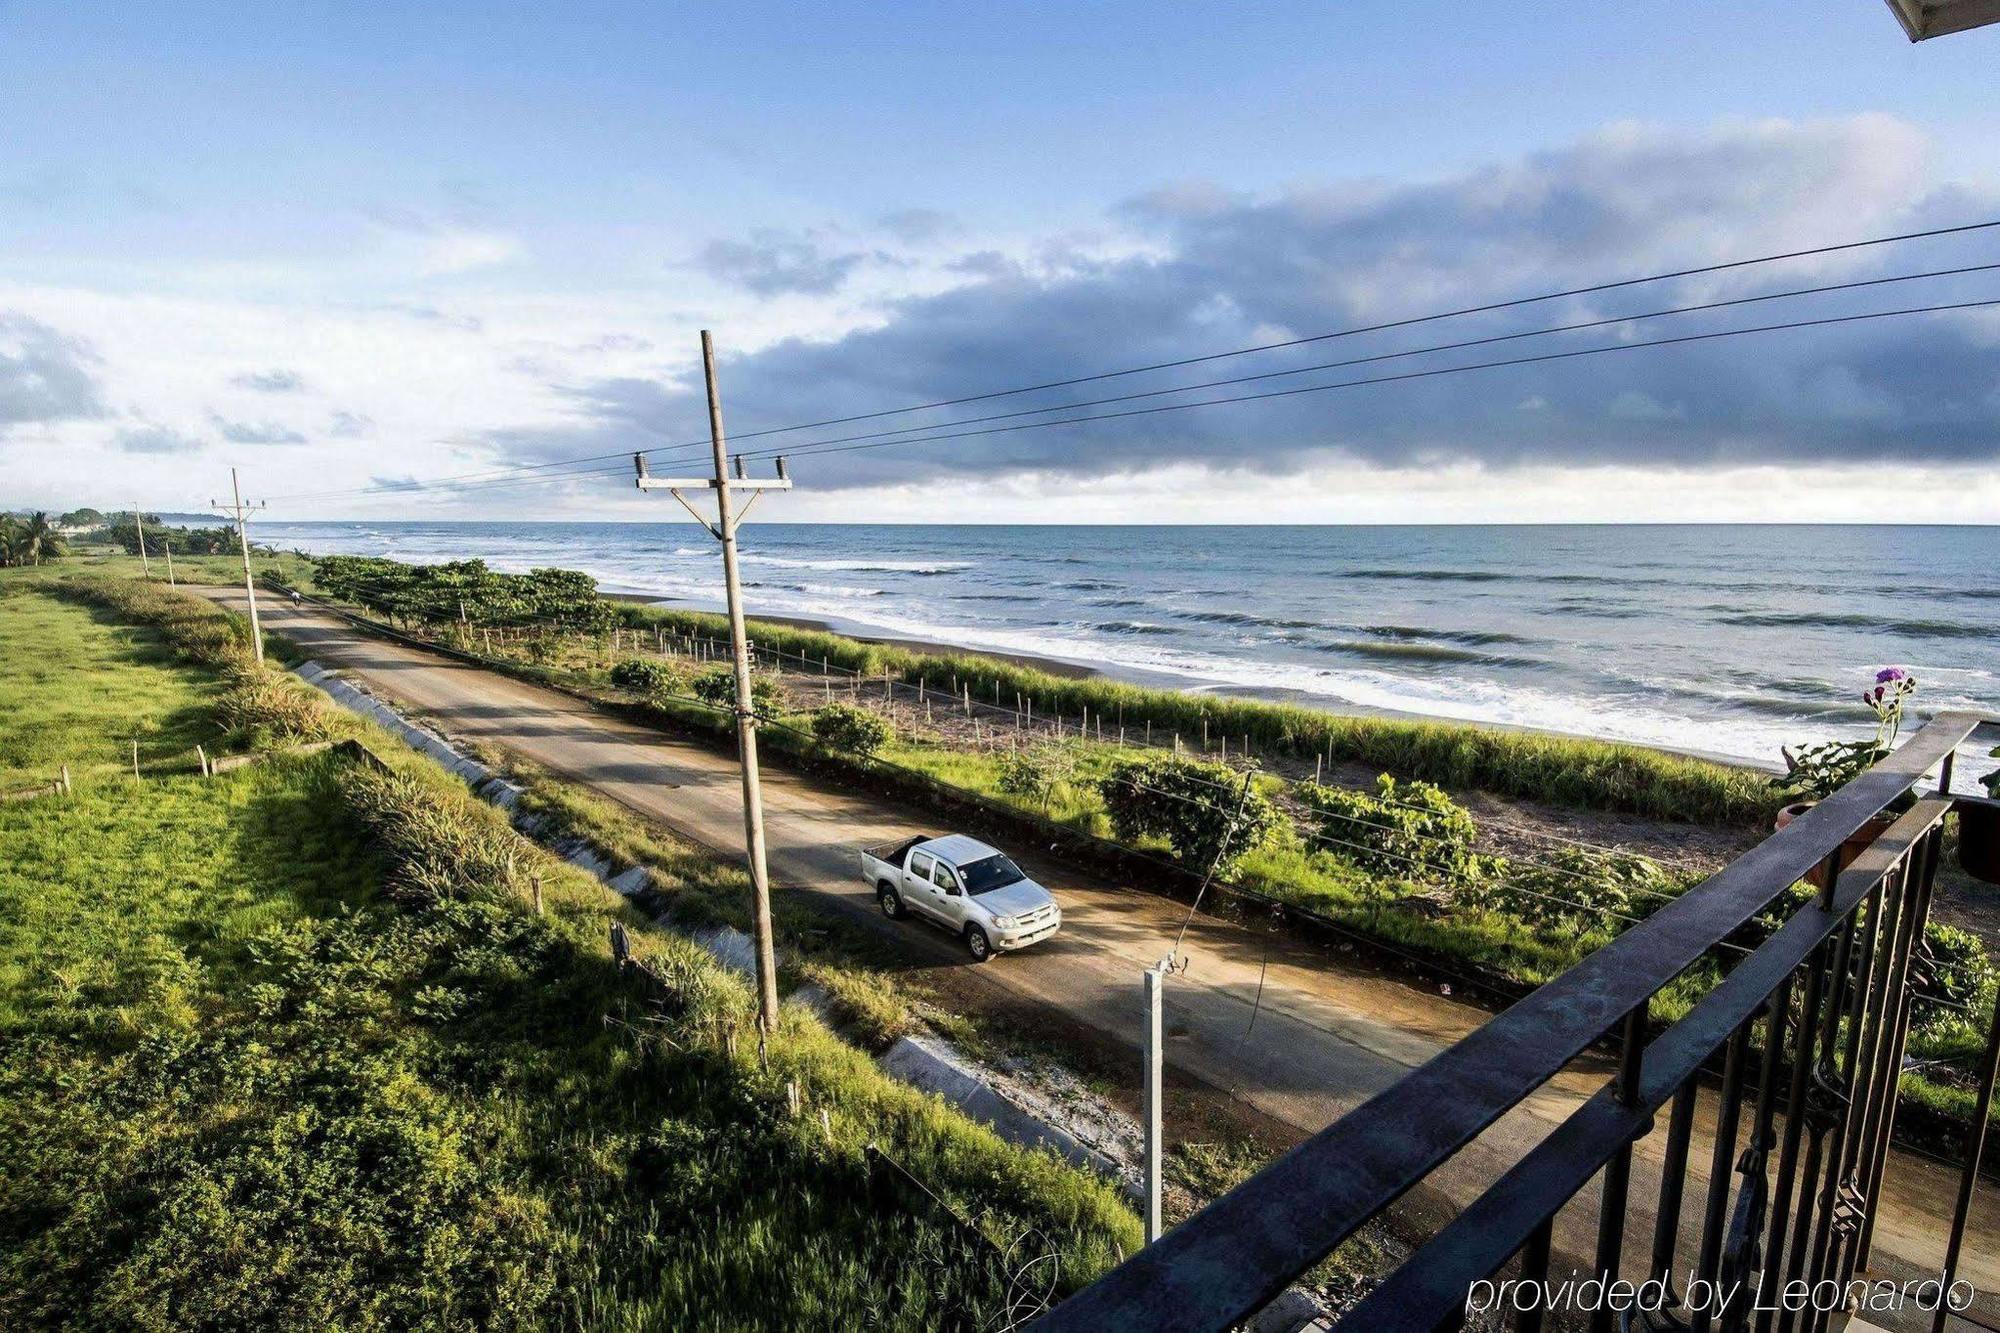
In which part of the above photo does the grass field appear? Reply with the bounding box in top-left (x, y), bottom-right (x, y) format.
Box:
top-left (0, 575), bottom-right (1140, 1329)
top-left (0, 580), bottom-right (224, 788)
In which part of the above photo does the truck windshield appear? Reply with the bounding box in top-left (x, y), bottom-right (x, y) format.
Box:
top-left (957, 855), bottom-right (1026, 896)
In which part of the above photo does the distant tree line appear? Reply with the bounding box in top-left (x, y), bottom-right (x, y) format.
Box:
top-left (100, 519), bottom-right (246, 556)
top-left (312, 555), bottom-right (616, 630)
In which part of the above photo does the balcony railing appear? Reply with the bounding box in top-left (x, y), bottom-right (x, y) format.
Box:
top-left (1035, 711), bottom-right (1996, 1333)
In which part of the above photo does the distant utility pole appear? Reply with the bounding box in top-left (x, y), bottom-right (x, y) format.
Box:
top-left (132, 503), bottom-right (151, 577)
top-left (634, 330), bottom-right (793, 1034)
top-left (1144, 960), bottom-right (1166, 1244)
top-left (212, 468), bottom-right (267, 663)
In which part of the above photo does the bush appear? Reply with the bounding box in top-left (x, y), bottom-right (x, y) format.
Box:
top-left (810, 703), bottom-right (893, 756)
top-left (1098, 755), bottom-right (1279, 873)
top-left (213, 668), bottom-right (336, 745)
top-left (692, 665), bottom-right (783, 717)
top-left (996, 742), bottom-right (1081, 813)
top-left (1297, 774), bottom-right (1478, 884)
top-left (1472, 845), bottom-right (1680, 935)
top-left (1916, 923), bottom-right (1998, 1034)
top-left (609, 658), bottom-right (678, 694)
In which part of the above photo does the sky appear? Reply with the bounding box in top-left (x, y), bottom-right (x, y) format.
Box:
top-left (3, 1), bottom-right (1999, 524)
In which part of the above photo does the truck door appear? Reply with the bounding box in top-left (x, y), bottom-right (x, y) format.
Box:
top-left (905, 850), bottom-right (943, 922)
top-left (930, 859), bottom-right (968, 929)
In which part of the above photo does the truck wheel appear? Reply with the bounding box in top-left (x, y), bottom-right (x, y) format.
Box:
top-left (963, 925), bottom-right (992, 962)
top-left (878, 883), bottom-right (905, 920)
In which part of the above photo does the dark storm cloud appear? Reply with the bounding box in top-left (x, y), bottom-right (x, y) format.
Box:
top-left (0, 313), bottom-right (106, 435)
top-left (232, 368), bottom-right (305, 393)
top-left (210, 412), bottom-right (308, 445)
top-left (496, 119), bottom-right (2000, 488)
top-left (694, 229), bottom-right (883, 296)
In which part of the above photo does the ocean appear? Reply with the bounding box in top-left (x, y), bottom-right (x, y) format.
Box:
top-left (255, 521), bottom-right (2000, 781)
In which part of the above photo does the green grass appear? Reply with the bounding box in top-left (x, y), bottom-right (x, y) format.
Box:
top-left (0, 581), bottom-right (224, 787)
top-left (0, 573), bottom-right (1141, 1329)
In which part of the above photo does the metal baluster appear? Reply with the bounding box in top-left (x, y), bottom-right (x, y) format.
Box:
top-left (1649, 1082), bottom-right (1700, 1298)
top-left (1692, 1020), bottom-right (1755, 1333)
top-left (1775, 910), bottom-right (1858, 1333)
top-left (1932, 976), bottom-right (2000, 1333)
top-left (1590, 1001), bottom-right (1650, 1333)
top-left (1853, 827), bottom-right (1942, 1267)
top-left (1800, 874), bottom-right (1888, 1332)
top-left (1831, 856), bottom-right (1920, 1292)
top-left (1755, 906), bottom-right (1835, 1333)
top-left (1517, 1218), bottom-right (1555, 1333)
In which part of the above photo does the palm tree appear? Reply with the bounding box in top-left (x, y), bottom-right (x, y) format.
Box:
top-left (24, 512), bottom-right (61, 565)
top-left (0, 517), bottom-right (22, 568)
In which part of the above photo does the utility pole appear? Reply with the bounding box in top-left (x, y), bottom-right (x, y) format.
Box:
top-left (132, 503), bottom-right (151, 577)
top-left (163, 539), bottom-right (176, 588)
top-left (634, 330), bottom-right (793, 1034)
top-left (212, 469), bottom-right (267, 663)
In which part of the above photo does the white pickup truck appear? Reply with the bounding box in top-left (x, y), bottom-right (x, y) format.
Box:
top-left (859, 833), bottom-right (1062, 961)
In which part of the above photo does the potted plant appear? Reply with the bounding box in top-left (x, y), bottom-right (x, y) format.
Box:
top-left (1958, 745), bottom-right (2000, 885)
top-left (1772, 668), bottom-right (1917, 886)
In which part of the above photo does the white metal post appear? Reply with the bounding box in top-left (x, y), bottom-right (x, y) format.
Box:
top-left (133, 503), bottom-right (150, 577)
top-left (1145, 962), bottom-right (1165, 1244)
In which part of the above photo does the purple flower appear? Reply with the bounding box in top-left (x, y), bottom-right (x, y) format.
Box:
top-left (1875, 667), bottom-right (1908, 683)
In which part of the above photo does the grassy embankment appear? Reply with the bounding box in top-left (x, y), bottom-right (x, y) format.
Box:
top-left (0, 573), bottom-right (1139, 1329)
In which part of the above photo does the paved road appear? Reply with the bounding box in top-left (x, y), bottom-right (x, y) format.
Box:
top-left (204, 588), bottom-right (1995, 1315)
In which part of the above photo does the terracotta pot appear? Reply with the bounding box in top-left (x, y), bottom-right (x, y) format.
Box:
top-left (1959, 795), bottom-right (2000, 886)
top-left (1774, 801), bottom-right (1896, 889)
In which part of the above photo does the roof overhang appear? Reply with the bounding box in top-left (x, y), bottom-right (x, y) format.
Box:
top-left (1883, 0), bottom-right (2000, 39)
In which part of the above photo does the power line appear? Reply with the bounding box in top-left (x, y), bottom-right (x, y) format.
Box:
top-left (703, 295), bottom-right (2000, 470)
top-left (707, 275), bottom-right (2000, 463)
top-left (272, 286), bottom-right (2000, 507)
top-left (266, 218), bottom-right (2000, 504)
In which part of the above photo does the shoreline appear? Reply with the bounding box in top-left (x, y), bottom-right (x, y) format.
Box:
top-left (607, 589), bottom-right (1779, 772)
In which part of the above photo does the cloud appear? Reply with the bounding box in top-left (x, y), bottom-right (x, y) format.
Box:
top-left (694, 229), bottom-right (878, 296)
top-left (232, 367), bottom-right (305, 393)
top-left (329, 409), bottom-right (374, 438)
top-left (417, 228), bottom-right (524, 276)
top-left (0, 313), bottom-right (106, 435)
top-left (366, 473), bottom-right (423, 492)
top-left (117, 423), bottom-right (203, 454)
top-left (486, 117), bottom-right (2000, 490)
top-left (210, 412), bottom-right (308, 445)
top-left (363, 206), bottom-right (524, 277)
top-left (877, 208), bottom-right (957, 244)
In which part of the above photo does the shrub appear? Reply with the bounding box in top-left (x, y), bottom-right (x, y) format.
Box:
top-left (1472, 845), bottom-right (1679, 935)
top-left (213, 668), bottom-right (336, 745)
top-left (609, 658), bottom-right (678, 694)
top-left (1915, 923), bottom-right (1997, 1034)
top-left (1297, 774), bottom-right (1478, 884)
top-left (1098, 755), bottom-right (1279, 873)
top-left (810, 702), bottom-right (893, 756)
top-left (692, 665), bottom-right (783, 716)
top-left (996, 742), bottom-right (1081, 813)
